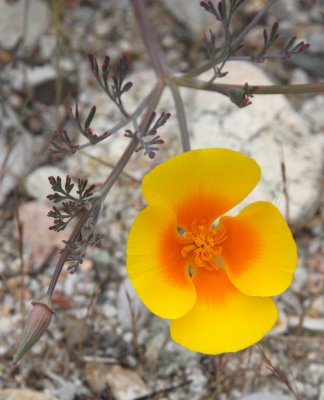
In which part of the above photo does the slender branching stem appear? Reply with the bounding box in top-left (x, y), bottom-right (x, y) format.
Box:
top-left (249, 83), bottom-right (324, 95)
top-left (229, 54), bottom-right (302, 62)
top-left (116, 100), bottom-right (130, 120)
top-left (72, 87), bottom-right (157, 153)
top-left (166, 78), bottom-right (191, 152)
top-left (44, 207), bottom-right (93, 298)
top-left (45, 81), bottom-right (165, 299)
top-left (130, 0), bottom-right (173, 76)
top-left (173, 76), bottom-right (230, 96)
top-left (174, 76), bottom-right (324, 96)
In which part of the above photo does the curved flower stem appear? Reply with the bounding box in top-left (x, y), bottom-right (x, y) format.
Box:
top-left (166, 78), bottom-right (191, 152)
top-left (181, 0), bottom-right (277, 79)
top-left (174, 76), bottom-right (324, 96)
top-left (130, 0), bottom-right (173, 76)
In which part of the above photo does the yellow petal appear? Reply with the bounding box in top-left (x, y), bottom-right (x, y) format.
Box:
top-left (220, 201), bottom-right (297, 296)
top-left (142, 148), bottom-right (261, 230)
top-left (127, 206), bottom-right (196, 319)
top-left (170, 268), bottom-right (277, 354)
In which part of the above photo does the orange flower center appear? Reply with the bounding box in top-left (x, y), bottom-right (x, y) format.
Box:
top-left (180, 220), bottom-right (227, 272)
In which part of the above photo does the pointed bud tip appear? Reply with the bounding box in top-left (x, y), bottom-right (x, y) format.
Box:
top-left (13, 298), bottom-right (54, 364)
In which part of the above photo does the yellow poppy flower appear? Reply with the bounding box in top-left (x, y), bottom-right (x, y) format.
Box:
top-left (127, 148), bottom-right (297, 354)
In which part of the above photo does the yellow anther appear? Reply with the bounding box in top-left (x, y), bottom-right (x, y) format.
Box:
top-left (180, 220), bottom-right (227, 272)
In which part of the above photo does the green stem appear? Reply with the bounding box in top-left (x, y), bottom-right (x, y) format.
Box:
top-left (166, 79), bottom-right (191, 152)
top-left (173, 76), bottom-right (229, 96)
top-left (174, 77), bottom-right (324, 96)
top-left (248, 83), bottom-right (324, 95)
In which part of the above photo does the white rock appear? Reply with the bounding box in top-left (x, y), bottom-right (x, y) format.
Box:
top-left (308, 31), bottom-right (324, 53)
top-left (39, 35), bottom-right (56, 60)
top-left (280, 290), bottom-right (302, 314)
top-left (0, 130), bottom-right (34, 205)
top-left (269, 308), bottom-right (288, 335)
top-left (312, 295), bottom-right (324, 316)
top-left (186, 61), bottom-right (324, 225)
top-left (0, 260), bottom-right (4, 274)
top-left (240, 394), bottom-right (293, 400)
top-left (296, 382), bottom-right (319, 400)
top-left (4, 42), bottom-right (58, 94)
top-left (0, 389), bottom-right (58, 400)
top-left (105, 365), bottom-right (149, 400)
top-left (305, 364), bottom-right (324, 385)
top-left (319, 383), bottom-right (324, 400)
top-left (288, 316), bottom-right (324, 332)
top-left (0, 315), bottom-right (12, 335)
top-left (289, 68), bottom-right (309, 85)
top-left (46, 371), bottom-right (84, 400)
top-left (25, 165), bottom-right (68, 202)
top-left (26, 65), bottom-right (56, 87)
top-left (162, 0), bottom-right (219, 37)
top-left (291, 265), bottom-right (308, 291)
top-left (301, 95), bottom-right (324, 132)
top-left (102, 303), bottom-right (117, 319)
top-left (274, 0), bottom-right (300, 17)
top-left (0, 0), bottom-right (49, 49)
top-left (186, 366), bottom-right (208, 399)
